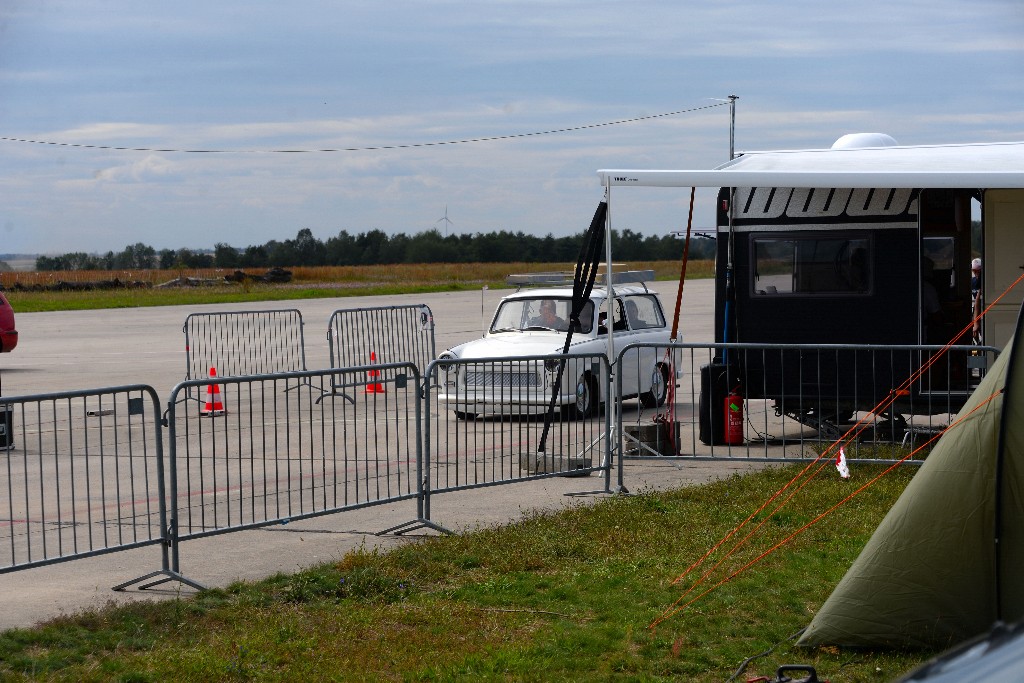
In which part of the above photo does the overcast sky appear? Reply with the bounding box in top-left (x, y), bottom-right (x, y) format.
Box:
top-left (1, 0), bottom-right (1022, 256)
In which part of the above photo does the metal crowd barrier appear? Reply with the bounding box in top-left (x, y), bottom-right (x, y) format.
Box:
top-left (3, 338), bottom-right (1002, 587)
top-left (183, 309), bottom-right (308, 381)
top-left (0, 386), bottom-right (168, 576)
top-left (159, 363), bottom-right (425, 584)
top-left (614, 342), bottom-right (998, 477)
top-left (327, 304), bottom-right (435, 395)
top-left (422, 353), bottom-right (613, 512)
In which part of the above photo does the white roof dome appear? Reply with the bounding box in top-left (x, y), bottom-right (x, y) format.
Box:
top-left (831, 133), bottom-right (900, 149)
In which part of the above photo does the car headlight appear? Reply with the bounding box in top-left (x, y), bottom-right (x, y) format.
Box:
top-left (437, 352), bottom-right (457, 385)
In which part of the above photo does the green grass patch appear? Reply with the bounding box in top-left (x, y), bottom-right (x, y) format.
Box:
top-left (0, 465), bottom-right (939, 681)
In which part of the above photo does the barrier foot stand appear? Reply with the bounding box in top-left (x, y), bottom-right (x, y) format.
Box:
top-left (112, 569), bottom-right (208, 593)
top-left (559, 434), bottom-right (618, 497)
top-left (377, 518), bottom-right (452, 536)
top-left (314, 388), bottom-right (356, 406)
top-left (284, 378), bottom-right (318, 395)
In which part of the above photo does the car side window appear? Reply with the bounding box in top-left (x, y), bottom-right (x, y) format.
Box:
top-left (624, 295), bottom-right (665, 330)
top-left (598, 300), bottom-right (627, 335)
top-left (574, 301), bottom-right (595, 334)
top-left (613, 300), bottom-right (627, 331)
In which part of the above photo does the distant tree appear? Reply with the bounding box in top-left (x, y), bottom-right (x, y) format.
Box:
top-left (214, 242), bottom-right (240, 268)
top-left (356, 229), bottom-right (389, 264)
top-left (292, 228), bottom-right (325, 266)
top-left (158, 249), bottom-right (178, 269)
top-left (611, 229), bottom-right (645, 261)
top-left (385, 232), bottom-right (411, 263)
top-left (32, 225), bottom-right (714, 275)
top-left (263, 239), bottom-right (294, 267)
top-left (120, 242), bottom-right (158, 269)
top-left (404, 230), bottom-right (462, 264)
top-left (240, 244), bottom-right (268, 268)
top-left (324, 230), bottom-right (358, 265)
top-left (35, 255), bottom-right (60, 271)
top-left (65, 252), bottom-right (99, 270)
top-left (472, 231), bottom-right (507, 262)
top-left (174, 248), bottom-right (214, 269)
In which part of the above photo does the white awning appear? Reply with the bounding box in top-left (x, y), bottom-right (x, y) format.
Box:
top-left (598, 140), bottom-right (1024, 189)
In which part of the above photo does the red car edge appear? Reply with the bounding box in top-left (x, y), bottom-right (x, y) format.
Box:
top-left (0, 291), bottom-right (18, 353)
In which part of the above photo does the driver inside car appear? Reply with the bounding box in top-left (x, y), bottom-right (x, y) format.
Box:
top-left (531, 300), bottom-right (567, 330)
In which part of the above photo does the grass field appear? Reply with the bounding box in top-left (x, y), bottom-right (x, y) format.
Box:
top-left (0, 464), bottom-right (936, 682)
top-left (0, 261), bottom-right (714, 313)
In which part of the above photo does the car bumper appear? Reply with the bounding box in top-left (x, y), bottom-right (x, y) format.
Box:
top-left (436, 388), bottom-right (574, 415)
top-left (0, 330), bottom-right (17, 353)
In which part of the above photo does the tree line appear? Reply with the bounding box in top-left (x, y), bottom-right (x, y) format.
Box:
top-left (35, 228), bottom-right (715, 271)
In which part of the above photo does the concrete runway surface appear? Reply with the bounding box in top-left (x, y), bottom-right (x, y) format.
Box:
top-left (0, 278), bottom-right (770, 631)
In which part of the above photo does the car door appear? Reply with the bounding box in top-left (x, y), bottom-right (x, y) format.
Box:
top-left (622, 294), bottom-right (669, 396)
top-left (610, 296), bottom-right (646, 397)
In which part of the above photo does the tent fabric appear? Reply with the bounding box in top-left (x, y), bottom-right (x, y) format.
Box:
top-left (798, 327), bottom-right (1024, 649)
top-left (997, 321), bottom-right (1024, 620)
top-left (597, 140), bottom-right (1024, 189)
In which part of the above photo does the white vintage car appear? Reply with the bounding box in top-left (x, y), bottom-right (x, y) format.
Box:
top-left (436, 272), bottom-right (675, 418)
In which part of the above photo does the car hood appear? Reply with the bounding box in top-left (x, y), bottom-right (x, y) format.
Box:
top-left (444, 333), bottom-right (584, 360)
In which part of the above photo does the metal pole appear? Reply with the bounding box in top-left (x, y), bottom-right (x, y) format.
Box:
top-left (604, 179), bottom-right (616, 453)
top-left (728, 94), bottom-right (738, 160)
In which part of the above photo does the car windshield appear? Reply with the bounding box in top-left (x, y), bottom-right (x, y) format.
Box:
top-left (490, 298), bottom-right (594, 333)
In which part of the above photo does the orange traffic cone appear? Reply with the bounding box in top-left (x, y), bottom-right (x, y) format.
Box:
top-left (201, 367), bottom-right (227, 416)
top-left (365, 352), bottom-right (385, 393)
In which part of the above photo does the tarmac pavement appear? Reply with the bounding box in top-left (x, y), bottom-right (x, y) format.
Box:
top-left (0, 279), bottom-right (761, 632)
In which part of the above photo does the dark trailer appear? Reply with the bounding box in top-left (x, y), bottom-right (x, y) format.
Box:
top-left (599, 134), bottom-right (1024, 442)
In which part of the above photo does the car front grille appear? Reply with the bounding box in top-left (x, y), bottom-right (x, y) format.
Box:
top-left (464, 369), bottom-right (540, 388)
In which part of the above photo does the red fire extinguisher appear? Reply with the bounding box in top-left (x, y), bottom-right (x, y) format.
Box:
top-left (724, 387), bottom-right (744, 445)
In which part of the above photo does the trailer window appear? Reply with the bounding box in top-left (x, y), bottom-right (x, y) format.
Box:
top-left (752, 236), bottom-right (871, 296)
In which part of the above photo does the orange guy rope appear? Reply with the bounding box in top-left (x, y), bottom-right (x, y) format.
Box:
top-left (652, 272), bottom-right (1024, 627)
top-left (651, 387), bottom-right (1005, 629)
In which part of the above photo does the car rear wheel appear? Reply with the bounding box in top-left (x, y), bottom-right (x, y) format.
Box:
top-left (640, 363), bottom-right (670, 408)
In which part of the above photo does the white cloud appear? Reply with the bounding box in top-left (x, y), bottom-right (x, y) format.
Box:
top-left (91, 154), bottom-right (179, 183)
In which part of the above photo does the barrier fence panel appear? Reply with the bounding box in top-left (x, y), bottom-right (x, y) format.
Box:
top-left (615, 342), bottom-right (998, 476)
top-left (0, 386), bottom-right (167, 577)
top-left (327, 303), bottom-right (435, 380)
top-left (183, 309), bottom-right (307, 382)
top-left (423, 354), bottom-right (612, 513)
top-left (164, 363), bottom-right (422, 577)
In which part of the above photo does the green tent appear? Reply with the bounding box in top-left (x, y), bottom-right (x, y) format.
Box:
top-left (799, 312), bottom-right (1024, 649)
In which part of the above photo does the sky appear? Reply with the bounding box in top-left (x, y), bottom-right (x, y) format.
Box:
top-left (1, 0), bottom-right (1022, 256)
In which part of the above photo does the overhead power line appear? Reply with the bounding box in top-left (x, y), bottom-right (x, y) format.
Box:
top-left (0, 102), bottom-right (727, 154)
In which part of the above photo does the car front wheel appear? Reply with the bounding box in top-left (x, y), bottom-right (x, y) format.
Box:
top-left (640, 363), bottom-right (670, 408)
top-left (569, 373), bottom-right (599, 419)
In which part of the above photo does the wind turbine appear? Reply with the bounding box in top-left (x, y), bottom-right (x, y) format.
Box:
top-left (435, 205), bottom-right (454, 237)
